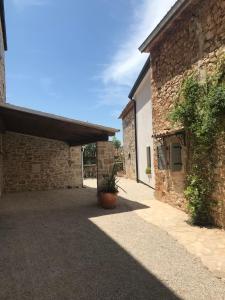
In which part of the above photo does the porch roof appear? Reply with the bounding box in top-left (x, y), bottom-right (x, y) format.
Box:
top-left (0, 103), bottom-right (119, 146)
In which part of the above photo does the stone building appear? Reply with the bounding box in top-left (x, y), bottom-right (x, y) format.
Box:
top-left (119, 100), bottom-right (136, 180)
top-left (0, 1), bottom-right (117, 196)
top-left (139, 0), bottom-right (225, 226)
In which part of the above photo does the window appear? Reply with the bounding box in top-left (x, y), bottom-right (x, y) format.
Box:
top-left (171, 143), bottom-right (182, 171)
top-left (157, 145), bottom-right (166, 170)
top-left (146, 146), bottom-right (151, 168)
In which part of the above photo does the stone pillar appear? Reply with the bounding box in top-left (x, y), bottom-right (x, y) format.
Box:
top-left (69, 146), bottom-right (83, 188)
top-left (96, 141), bottom-right (114, 191)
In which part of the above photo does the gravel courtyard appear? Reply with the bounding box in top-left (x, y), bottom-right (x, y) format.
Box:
top-left (0, 180), bottom-right (225, 299)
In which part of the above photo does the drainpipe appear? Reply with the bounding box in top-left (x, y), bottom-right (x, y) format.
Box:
top-left (133, 98), bottom-right (139, 183)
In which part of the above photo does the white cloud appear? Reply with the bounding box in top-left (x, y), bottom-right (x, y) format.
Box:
top-left (92, 85), bottom-right (128, 108)
top-left (101, 0), bottom-right (177, 86)
top-left (12, 0), bottom-right (49, 8)
top-left (95, 0), bottom-right (177, 114)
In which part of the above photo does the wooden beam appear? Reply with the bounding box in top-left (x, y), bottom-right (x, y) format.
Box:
top-left (0, 117), bottom-right (5, 133)
top-left (68, 135), bottom-right (109, 146)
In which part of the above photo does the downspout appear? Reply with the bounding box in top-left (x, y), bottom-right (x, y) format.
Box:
top-left (133, 98), bottom-right (139, 182)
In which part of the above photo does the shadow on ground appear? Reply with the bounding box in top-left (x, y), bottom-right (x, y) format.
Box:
top-left (0, 185), bottom-right (180, 300)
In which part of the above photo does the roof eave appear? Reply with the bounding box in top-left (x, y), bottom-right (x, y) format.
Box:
top-left (0, 103), bottom-right (119, 136)
top-left (139, 0), bottom-right (193, 53)
top-left (128, 56), bottom-right (150, 100)
top-left (119, 99), bottom-right (135, 119)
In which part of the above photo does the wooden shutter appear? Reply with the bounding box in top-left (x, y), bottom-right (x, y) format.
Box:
top-left (171, 143), bottom-right (182, 171)
top-left (157, 145), bottom-right (166, 170)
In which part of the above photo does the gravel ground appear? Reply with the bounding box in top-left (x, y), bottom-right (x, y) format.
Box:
top-left (0, 186), bottom-right (225, 299)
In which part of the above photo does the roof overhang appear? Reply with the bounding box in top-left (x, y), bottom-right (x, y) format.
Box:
top-left (139, 0), bottom-right (194, 53)
top-left (128, 56), bottom-right (150, 100)
top-left (152, 128), bottom-right (185, 139)
top-left (0, 103), bottom-right (119, 146)
top-left (0, 0), bottom-right (7, 51)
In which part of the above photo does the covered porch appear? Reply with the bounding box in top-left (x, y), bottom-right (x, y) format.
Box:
top-left (0, 103), bottom-right (118, 195)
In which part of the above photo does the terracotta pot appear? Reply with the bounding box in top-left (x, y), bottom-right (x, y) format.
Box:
top-left (99, 192), bottom-right (117, 209)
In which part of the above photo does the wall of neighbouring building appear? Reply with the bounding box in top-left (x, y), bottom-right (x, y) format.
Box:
top-left (3, 131), bottom-right (82, 193)
top-left (0, 19), bottom-right (6, 103)
top-left (122, 107), bottom-right (136, 180)
top-left (150, 0), bottom-right (225, 226)
top-left (135, 69), bottom-right (155, 188)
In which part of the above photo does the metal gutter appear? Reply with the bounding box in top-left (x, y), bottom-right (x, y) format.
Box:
top-left (0, 0), bottom-right (7, 50)
top-left (128, 56), bottom-right (150, 99)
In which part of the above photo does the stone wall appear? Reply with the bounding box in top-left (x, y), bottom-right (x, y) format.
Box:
top-left (122, 107), bottom-right (136, 180)
top-left (150, 0), bottom-right (225, 226)
top-left (96, 141), bottom-right (114, 190)
top-left (3, 132), bottom-right (82, 193)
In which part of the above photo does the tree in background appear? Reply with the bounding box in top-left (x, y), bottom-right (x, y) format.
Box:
top-left (112, 136), bottom-right (121, 153)
top-left (83, 143), bottom-right (96, 165)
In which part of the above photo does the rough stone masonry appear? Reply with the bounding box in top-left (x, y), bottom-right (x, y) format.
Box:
top-left (121, 106), bottom-right (137, 180)
top-left (149, 0), bottom-right (225, 227)
top-left (3, 132), bottom-right (83, 193)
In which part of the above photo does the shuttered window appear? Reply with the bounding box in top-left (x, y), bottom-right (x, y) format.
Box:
top-left (146, 146), bottom-right (151, 168)
top-left (157, 145), bottom-right (166, 170)
top-left (171, 143), bottom-right (182, 171)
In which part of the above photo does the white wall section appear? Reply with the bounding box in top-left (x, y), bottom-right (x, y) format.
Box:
top-left (135, 70), bottom-right (155, 187)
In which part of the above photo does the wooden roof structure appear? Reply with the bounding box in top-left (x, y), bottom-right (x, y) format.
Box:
top-left (0, 103), bottom-right (119, 146)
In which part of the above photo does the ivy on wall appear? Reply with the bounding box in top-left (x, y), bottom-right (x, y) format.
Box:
top-left (170, 56), bottom-right (225, 226)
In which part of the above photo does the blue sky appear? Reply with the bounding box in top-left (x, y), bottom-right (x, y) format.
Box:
top-left (5, 0), bottom-right (176, 140)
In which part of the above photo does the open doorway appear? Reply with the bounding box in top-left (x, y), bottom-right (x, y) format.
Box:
top-left (82, 143), bottom-right (97, 188)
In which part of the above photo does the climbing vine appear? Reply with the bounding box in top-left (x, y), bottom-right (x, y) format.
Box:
top-left (170, 56), bottom-right (225, 226)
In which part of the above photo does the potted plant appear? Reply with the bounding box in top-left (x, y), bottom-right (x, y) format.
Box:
top-left (98, 164), bottom-right (120, 209)
top-left (145, 166), bottom-right (151, 177)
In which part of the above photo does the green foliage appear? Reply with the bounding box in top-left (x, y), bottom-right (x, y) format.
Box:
top-left (170, 57), bottom-right (225, 225)
top-left (98, 164), bottom-right (120, 194)
top-left (83, 143), bottom-right (96, 165)
top-left (145, 166), bottom-right (151, 175)
top-left (112, 136), bottom-right (121, 150)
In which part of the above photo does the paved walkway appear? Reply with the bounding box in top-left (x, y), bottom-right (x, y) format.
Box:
top-left (110, 177), bottom-right (225, 280)
top-left (0, 180), bottom-right (224, 299)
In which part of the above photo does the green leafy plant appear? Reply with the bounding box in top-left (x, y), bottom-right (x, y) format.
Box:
top-left (145, 166), bottom-right (151, 175)
top-left (112, 136), bottom-right (121, 150)
top-left (170, 56), bottom-right (225, 225)
top-left (98, 164), bottom-right (120, 194)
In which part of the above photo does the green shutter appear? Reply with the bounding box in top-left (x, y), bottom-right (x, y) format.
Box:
top-left (157, 145), bottom-right (166, 170)
top-left (171, 143), bottom-right (182, 171)
top-left (146, 146), bottom-right (151, 168)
